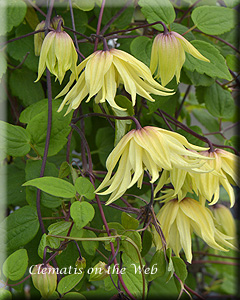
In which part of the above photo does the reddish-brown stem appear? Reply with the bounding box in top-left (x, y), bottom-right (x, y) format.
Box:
top-left (0, 29), bottom-right (46, 47)
top-left (7, 274), bottom-right (31, 287)
top-left (104, 20), bottom-right (168, 37)
top-left (193, 29), bottom-right (240, 54)
top-left (94, 0), bottom-right (106, 51)
top-left (90, 184), bottom-right (136, 300)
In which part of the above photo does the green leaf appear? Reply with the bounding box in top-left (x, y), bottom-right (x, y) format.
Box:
top-left (4, 161), bottom-right (26, 206)
top-left (224, 135), bottom-right (240, 152)
top-left (7, 24), bottom-right (39, 72)
top-left (121, 212), bottom-right (139, 230)
top-left (0, 289), bottom-right (12, 300)
top-left (191, 6), bottom-right (236, 35)
top-left (226, 54), bottom-right (240, 72)
top-left (148, 250), bottom-right (166, 281)
top-left (201, 83), bottom-right (235, 119)
top-left (95, 127), bottom-right (114, 167)
top-left (61, 292), bottom-right (86, 299)
top-left (141, 230), bottom-right (152, 257)
top-left (0, 0), bottom-right (27, 36)
top-left (0, 51), bottom-right (7, 80)
top-left (19, 98), bottom-right (49, 124)
top-left (94, 5), bottom-right (134, 29)
top-left (172, 256), bottom-right (188, 284)
top-left (81, 230), bottom-right (99, 256)
top-left (38, 234), bottom-right (61, 259)
top-left (26, 99), bottom-right (73, 157)
top-left (72, 0), bottom-right (95, 11)
top-left (23, 176), bottom-right (76, 198)
top-left (0, 206), bottom-right (39, 251)
top-left (111, 95), bottom-right (134, 146)
top-left (58, 162), bottom-right (71, 179)
top-left (48, 221), bottom-right (72, 235)
top-left (183, 69), bottom-right (214, 87)
top-left (25, 160), bottom-right (62, 208)
top-left (192, 108), bottom-right (223, 141)
top-left (139, 0), bottom-right (176, 30)
top-left (148, 81), bottom-right (179, 114)
top-left (74, 177), bottom-right (95, 200)
top-left (2, 249), bottom-right (28, 281)
top-left (130, 36), bottom-right (152, 66)
top-left (122, 231), bottom-right (142, 263)
top-left (222, 0), bottom-right (239, 7)
top-left (105, 222), bottom-right (126, 235)
top-left (57, 273), bottom-right (84, 295)
top-left (122, 261), bottom-right (147, 299)
top-left (9, 68), bottom-right (45, 106)
top-left (184, 40), bottom-right (232, 81)
top-left (70, 201), bottom-right (95, 230)
top-left (0, 121), bottom-right (31, 157)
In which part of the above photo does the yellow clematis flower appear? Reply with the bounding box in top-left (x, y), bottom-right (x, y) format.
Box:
top-left (211, 204), bottom-right (237, 245)
top-left (95, 126), bottom-right (212, 205)
top-left (150, 31), bottom-right (210, 86)
top-left (155, 149), bottom-right (239, 207)
top-left (56, 49), bottom-right (174, 114)
top-left (190, 149), bottom-right (239, 207)
top-left (35, 30), bottom-right (78, 84)
top-left (153, 197), bottom-right (235, 263)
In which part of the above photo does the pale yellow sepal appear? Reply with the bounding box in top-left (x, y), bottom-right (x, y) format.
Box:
top-left (150, 31), bottom-right (210, 86)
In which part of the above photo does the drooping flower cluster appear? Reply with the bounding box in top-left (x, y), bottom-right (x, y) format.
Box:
top-left (34, 17), bottom-right (238, 264)
top-left (56, 48), bottom-right (173, 114)
top-left (95, 126), bottom-right (212, 205)
top-left (152, 198), bottom-right (235, 263)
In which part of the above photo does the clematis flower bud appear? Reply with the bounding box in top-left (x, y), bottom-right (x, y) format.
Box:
top-left (35, 28), bottom-right (78, 84)
top-left (150, 31), bottom-right (210, 86)
top-left (89, 261), bottom-right (109, 281)
top-left (75, 257), bottom-right (86, 271)
top-left (31, 263), bottom-right (57, 299)
top-left (51, 15), bottom-right (64, 31)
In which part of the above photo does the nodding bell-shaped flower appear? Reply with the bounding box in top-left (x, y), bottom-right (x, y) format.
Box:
top-left (189, 149), bottom-right (240, 208)
top-left (95, 126), bottom-right (212, 205)
top-left (150, 31), bottom-right (210, 86)
top-left (155, 148), bottom-right (240, 207)
top-left (152, 198), bottom-right (236, 263)
top-left (31, 263), bottom-right (57, 299)
top-left (56, 48), bottom-right (174, 114)
top-left (35, 28), bottom-right (78, 84)
top-left (211, 204), bottom-right (237, 245)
